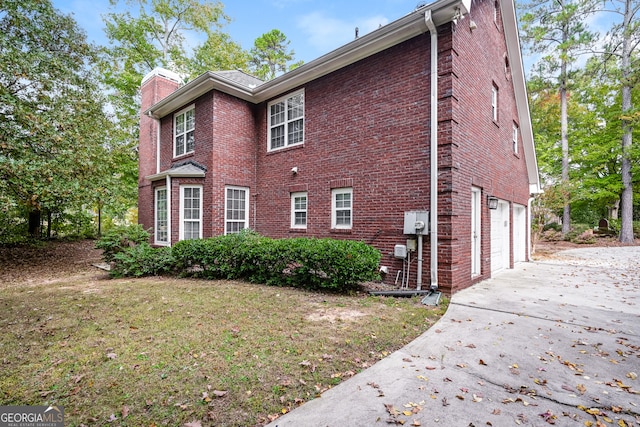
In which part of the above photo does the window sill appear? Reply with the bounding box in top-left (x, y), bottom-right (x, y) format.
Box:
top-left (173, 151), bottom-right (194, 161)
top-left (330, 228), bottom-right (352, 235)
top-left (266, 143), bottom-right (304, 155)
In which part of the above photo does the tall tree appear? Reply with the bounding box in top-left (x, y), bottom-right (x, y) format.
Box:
top-left (101, 0), bottom-right (231, 126)
top-left (603, 0), bottom-right (640, 242)
top-left (249, 29), bottom-right (303, 81)
top-left (0, 0), bottom-right (113, 237)
top-left (189, 31), bottom-right (250, 76)
top-left (519, 0), bottom-right (597, 234)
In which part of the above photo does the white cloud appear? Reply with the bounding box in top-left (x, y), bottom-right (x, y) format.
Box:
top-left (297, 11), bottom-right (389, 54)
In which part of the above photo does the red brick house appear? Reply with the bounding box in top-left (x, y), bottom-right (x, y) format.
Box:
top-left (138, 0), bottom-right (541, 294)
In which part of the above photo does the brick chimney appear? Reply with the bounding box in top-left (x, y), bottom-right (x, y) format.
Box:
top-left (138, 68), bottom-right (182, 234)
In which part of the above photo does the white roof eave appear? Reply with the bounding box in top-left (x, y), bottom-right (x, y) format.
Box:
top-left (145, 0), bottom-right (466, 117)
top-left (500, 0), bottom-right (541, 194)
top-left (146, 164), bottom-right (206, 181)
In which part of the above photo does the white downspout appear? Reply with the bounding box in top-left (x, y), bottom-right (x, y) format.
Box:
top-left (166, 175), bottom-right (172, 245)
top-left (527, 196), bottom-right (534, 261)
top-left (425, 10), bottom-right (438, 291)
top-left (156, 118), bottom-right (161, 174)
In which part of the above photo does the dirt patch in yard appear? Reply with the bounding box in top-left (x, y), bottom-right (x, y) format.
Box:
top-left (307, 307), bottom-right (368, 323)
top-left (0, 239), bottom-right (104, 286)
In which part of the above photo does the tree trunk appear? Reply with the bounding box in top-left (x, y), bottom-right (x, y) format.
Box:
top-left (560, 37), bottom-right (571, 235)
top-left (619, 0), bottom-right (634, 243)
top-left (28, 210), bottom-right (41, 237)
top-left (47, 209), bottom-right (52, 239)
top-left (98, 204), bottom-right (102, 237)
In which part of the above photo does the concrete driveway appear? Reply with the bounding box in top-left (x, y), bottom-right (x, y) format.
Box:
top-left (267, 246), bottom-right (640, 426)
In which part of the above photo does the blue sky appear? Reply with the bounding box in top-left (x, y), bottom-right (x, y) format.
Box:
top-left (51, 0), bottom-right (619, 75)
top-left (51, 0), bottom-right (430, 65)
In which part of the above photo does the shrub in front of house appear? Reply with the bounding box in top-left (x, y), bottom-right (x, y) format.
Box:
top-left (172, 231), bottom-right (381, 292)
top-left (110, 243), bottom-right (176, 278)
top-left (96, 224), bottom-right (151, 262)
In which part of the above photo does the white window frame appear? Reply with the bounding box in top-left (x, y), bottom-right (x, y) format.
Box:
top-left (179, 185), bottom-right (202, 241)
top-left (491, 84), bottom-right (499, 122)
top-left (291, 192), bottom-right (308, 229)
top-left (174, 104), bottom-right (195, 157)
top-left (268, 89), bottom-right (304, 152)
top-left (225, 186), bottom-right (249, 235)
top-left (331, 188), bottom-right (353, 229)
top-left (155, 186), bottom-right (169, 245)
top-left (513, 122), bottom-right (519, 154)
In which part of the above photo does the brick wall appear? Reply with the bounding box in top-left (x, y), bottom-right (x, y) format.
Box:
top-left (446, 0), bottom-right (532, 291)
top-left (254, 34), bottom-right (434, 290)
top-left (138, 73), bottom-right (180, 234)
top-left (139, 0), bottom-right (533, 293)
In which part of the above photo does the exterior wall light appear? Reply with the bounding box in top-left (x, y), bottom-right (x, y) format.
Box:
top-left (488, 196), bottom-right (499, 210)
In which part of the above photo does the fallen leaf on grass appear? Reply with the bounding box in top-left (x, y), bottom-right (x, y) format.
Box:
top-left (121, 405), bottom-right (129, 419)
top-left (184, 421), bottom-right (202, 427)
top-left (212, 390), bottom-right (228, 397)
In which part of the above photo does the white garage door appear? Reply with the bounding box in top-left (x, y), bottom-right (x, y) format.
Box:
top-left (491, 200), bottom-right (510, 274)
top-left (513, 204), bottom-right (526, 263)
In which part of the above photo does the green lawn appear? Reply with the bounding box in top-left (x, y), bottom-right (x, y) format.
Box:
top-left (0, 271), bottom-right (445, 426)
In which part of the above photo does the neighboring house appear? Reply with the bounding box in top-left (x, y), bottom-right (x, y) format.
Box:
top-left (138, 0), bottom-right (541, 294)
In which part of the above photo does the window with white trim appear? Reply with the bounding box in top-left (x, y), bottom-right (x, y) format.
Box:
top-left (180, 185), bottom-right (202, 240)
top-left (291, 192), bottom-right (308, 229)
top-left (174, 105), bottom-right (195, 157)
top-left (512, 122), bottom-right (519, 154)
top-left (155, 187), bottom-right (168, 245)
top-left (225, 186), bottom-right (249, 234)
top-left (491, 84), bottom-right (499, 122)
top-left (268, 90), bottom-right (304, 151)
top-left (332, 188), bottom-right (352, 229)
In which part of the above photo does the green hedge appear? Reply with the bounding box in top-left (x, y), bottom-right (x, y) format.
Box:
top-left (95, 224), bottom-right (151, 262)
top-left (172, 230), bottom-right (381, 292)
top-left (110, 243), bottom-right (176, 278)
top-left (97, 229), bottom-right (381, 292)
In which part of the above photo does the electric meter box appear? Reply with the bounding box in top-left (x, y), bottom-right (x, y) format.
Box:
top-left (394, 244), bottom-right (407, 259)
top-left (403, 211), bottom-right (429, 235)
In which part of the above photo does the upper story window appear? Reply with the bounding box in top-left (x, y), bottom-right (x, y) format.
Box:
top-left (513, 122), bottom-right (519, 154)
top-left (332, 188), bottom-right (352, 229)
top-left (291, 192), bottom-right (308, 229)
top-left (174, 105), bottom-right (195, 157)
top-left (491, 83), bottom-right (499, 122)
top-left (268, 90), bottom-right (304, 151)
